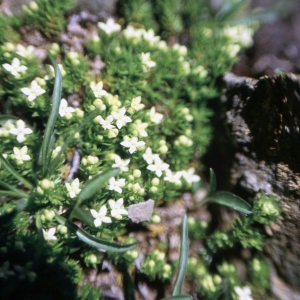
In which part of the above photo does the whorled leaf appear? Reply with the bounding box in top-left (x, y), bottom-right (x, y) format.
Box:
top-left (56, 214), bottom-right (137, 253)
top-left (209, 191), bottom-right (252, 214)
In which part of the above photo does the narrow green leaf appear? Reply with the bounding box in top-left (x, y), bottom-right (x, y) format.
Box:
top-left (0, 190), bottom-right (27, 198)
top-left (78, 168), bottom-right (120, 204)
top-left (173, 214), bottom-right (189, 296)
top-left (0, 180), bottom-right (29, 198)
top-left (209, 191), bottom-right (252, 214)
top-left (55, 214), bottom-right (137, 253)
top-left (215, 0), bottom-right (249, 21)
top-left (0, 153), bottom-right (34, 190)
top-left (0, 115), bottom-right (18, 125)
top-left (163, 296), bottom-right (193, 300)
top-left (41, 56), bottom-right (62, 177)
top-left (71, 206), bottom-right (94, 225)
top-left (48, 109), bottom-right (100, 176)
top-left (208, 168), bottom-right (217, 196)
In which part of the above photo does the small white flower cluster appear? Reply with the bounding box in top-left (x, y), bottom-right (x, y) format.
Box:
top-left (222, 25), bottom-right (255, 58)
top-left (123, 26), bottom-right (166, 49)
top-left (223, 25), bottom-right (254, 48)
top-left (90, 198), bottom-right (128, 227)
top-left (0, 119), bottom-right (33, 143)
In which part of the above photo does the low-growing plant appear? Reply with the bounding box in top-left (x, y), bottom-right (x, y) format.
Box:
top-left (0, 0), bottom-right (282, 299)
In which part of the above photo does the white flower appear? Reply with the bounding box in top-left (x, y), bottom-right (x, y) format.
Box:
top-left (108, 177), bottom-right (125, 194)
top-left (120, 137), bottom-right (145, 154)
top-left (123, 25), bottom-right (144, 41)
top-left (142, 147), bottom-right (159, 164)
top-left (111, 107), bottom-right (132, 129)
top-left (12, 146), bottom-right (31, 164)
top-left (15, 44), bottom-right (35, 57)
top-left (112, 155), bottom-right (130, 172)
top-left (65, 178), bottom-right (81, 198)
top-left (59, 98), bottom-right (75, 117)
top-left (98, 115), bottom-right (115, 130)
top-left (132, 120), bottom-right (148, 137)
top-left (141, 52), bottom-right (156, 72)
top-left (2, 58), bottom-right (27, 77)
top-left (9, 120), bottom-right (33, 143)
top-left (131, 96), bottom-right (145, 111)
top-left (42, 228), bottom-right (57, 241)
top-left (149, 107), bottom-right (164, 123)
top-left (20, 80), bottom-right (46, 102)
top-left (164, 169), bottom-right (182, 185)
top-left (180, 168), bottom-right (200, 184)
top-left (234, 286), bottom-right (253, 300)
top-left (147, 157), bottom-right (169, 177)
top-left (98, 18), bottom-right (121, 35)
top-left (108, 198), bottom-right (128, 220)
top-left (90, 81), bottom-right (107, 98)
top-left (90, 206), bottom-right (112, 227)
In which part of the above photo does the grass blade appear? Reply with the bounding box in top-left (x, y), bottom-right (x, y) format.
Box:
top-left (172, 214), bottom-right (189, 296)
top-left (0, 153), bottom-right (33, 190)
top-left (41, 56), bottom-right (62, 177)
top-left (71, 206), bottom-right (94, 225)
top-left (209, 191), bottom-right (252, 214)
top-left (0, 180), bottom-right (29, 198)
top-left (56, 214), bottom-right (137, 253)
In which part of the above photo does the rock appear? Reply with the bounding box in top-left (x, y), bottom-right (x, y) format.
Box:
top-left (221, 72), bottom-right (300, 295)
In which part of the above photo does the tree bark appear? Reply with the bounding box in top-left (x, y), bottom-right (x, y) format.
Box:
top-left (219, 72), bottom-right (300, 298)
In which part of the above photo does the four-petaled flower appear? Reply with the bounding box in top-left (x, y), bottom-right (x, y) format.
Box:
top-left (65, 178), bottom-right (81, 198)
top-left (234, 286), bottom-right (253, 300)
top-left (111, 107), bottom-right (132, 129)
top-left (143, 147), bottom-right (159, 165)
top-left (90, 206), bottom-right (112, 227)
top-left (2, 58), bottom-right (27, 77)
top-left (121, 137), bottom-right (145, 154)
top-left (9, 120), bottom-right (33, 143)
top-left (21, 80), bottom-right (46, 102)
top-left (90, 81), bottom-right (107, 98)
top-left (59, 98), bottom-right (75, 117)
top-left (112, 155), bottom-right (130, 172)
top-left (98, 18), bottom-right (121, 35)
top-left (147, 157), bottom-right (169, 177)
top-left (12, 146), bottom-right (31, 164)
top-left (42, 228), bottom-right (57, 241)
top-left (164, 169), bottom-right (182, 185)
top-left (98, 115), bottom-right (115, 130)
top-left (108, 198), bottom-right (128, 220)
top-left (108, 177), bottom-right (125, 193)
